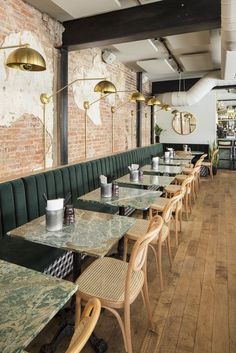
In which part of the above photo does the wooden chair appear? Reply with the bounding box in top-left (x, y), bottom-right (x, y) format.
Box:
top-left (23, 298), bottom-right (101, 353)
top-left (201, 149), bottom-right (219, 179)
top-left (164, 175), bottom-right (194, 220)
top-left (66, 298), bottom-right (101, 353)
top-left (124, 193), bottom-right (182, 291)
top-left (75, 215), bottom-right (163, 353)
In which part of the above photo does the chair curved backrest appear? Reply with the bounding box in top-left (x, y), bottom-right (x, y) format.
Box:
top-left (161, 191), bottom-right (183, 225)
top-left (124, 215), bottom-right (163, 301)
top-left (66, 298), bottom-right (101, 353)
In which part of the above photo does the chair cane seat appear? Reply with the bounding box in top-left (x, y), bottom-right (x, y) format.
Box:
top-left (201, 161), bottom-right (211, 167)
top-left (126, 219), bottom-right (169, 243)
top-left (175, 174), bottom-right (188, 183)
top-left (164, 184), bottom-right (181, 194)
top-left (182, 167), bottom-right (193, 175)
top-left (76, 257), bottom-right (144, 307)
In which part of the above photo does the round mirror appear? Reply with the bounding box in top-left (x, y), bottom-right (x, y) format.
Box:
top-left (172, 111), bottom-right (196, 135)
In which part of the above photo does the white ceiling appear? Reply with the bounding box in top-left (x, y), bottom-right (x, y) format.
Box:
top-left (25, 0), bottom-right (221, 83)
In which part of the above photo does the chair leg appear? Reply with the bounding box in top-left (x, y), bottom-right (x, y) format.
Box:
top-left (184, 195), bottom-right (189, 220)
top-left (166, 233), bottom-right (172, 270)
top-left (75, 295), bottom-right (82, 328)
top-left (179, 207), bottom-right (183, 232)
top-left (142, 261), bottom-right (154, 330)
top-left (124, 303), bottom-right (132, 353)
top-left (157, 241), bottom-right (163, 291)
top-left (174, 214), bottom-right (178, 247)
top-left (123, 237), bottom-right (128, 261)
top-left (105, 306), bottom-right (128, 353)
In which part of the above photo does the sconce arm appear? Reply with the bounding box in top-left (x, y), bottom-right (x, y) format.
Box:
top-left (40, 77), bottom-right (106, 104)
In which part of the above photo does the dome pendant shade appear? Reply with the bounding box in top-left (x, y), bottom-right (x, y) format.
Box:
top-left (146, 96), bottom-right (162, 106)
top-left (6, 47), bottom-right (46, 71)
top-left (94, 80), bottom-right (117, 94)
top-left (130, 91), bottom-right (145, 102)
top-left (162, 104), bottom-right (172, 111)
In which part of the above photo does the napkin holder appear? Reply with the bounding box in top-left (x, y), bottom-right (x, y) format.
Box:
top-left (152, 157), bottom-right (159, 169)
top-left (101, 183), bottom-right (112, 197)
top-left (46, 199), bottom-right (64, 231)
top-left (130, 170), bottom-right (139, 182)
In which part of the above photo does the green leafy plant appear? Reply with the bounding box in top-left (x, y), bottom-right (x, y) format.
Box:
top-left (208, 141), bottom-right (219, 166)
top-left (154, 124), bottom-right (164, 136)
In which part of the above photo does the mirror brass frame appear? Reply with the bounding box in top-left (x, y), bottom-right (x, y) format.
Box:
top-left (172, 111), bottom-right (196, 135)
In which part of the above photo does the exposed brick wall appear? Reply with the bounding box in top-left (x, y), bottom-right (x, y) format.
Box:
top-left (0, 0), bottom-right (63, 182)
top-left (0, 1), bottom-right (152, 181)
top-left (68, 48), bottom-right (150, 163)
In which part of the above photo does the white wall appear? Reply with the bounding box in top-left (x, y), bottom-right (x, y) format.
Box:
top-left (157, 91), bottom-right (217, 144)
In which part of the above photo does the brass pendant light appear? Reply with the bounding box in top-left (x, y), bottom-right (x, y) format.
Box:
top-left (5, 45), bottom-right (46, 71)
top-left (146, 96), bottom-right (162, 106)
top-left (94, 80), bottom-right (117, 94)
top-left (130, 91), bottom-right (145, 102)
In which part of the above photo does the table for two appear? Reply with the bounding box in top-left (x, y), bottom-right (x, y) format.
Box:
top-left (0, 259), bottom-right (77, 353)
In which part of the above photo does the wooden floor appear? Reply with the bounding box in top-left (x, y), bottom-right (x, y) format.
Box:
top-left (28, 170), bottom-right (236, 353)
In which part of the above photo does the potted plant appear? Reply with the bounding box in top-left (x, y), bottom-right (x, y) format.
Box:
top-left (209, 141), bottom-right (219, 175)
top-left (154, 123), bottom-right (164, 143)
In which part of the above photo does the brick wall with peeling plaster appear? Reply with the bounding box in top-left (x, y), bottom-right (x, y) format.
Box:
top-left (0, 0), bottom-right (152, 182)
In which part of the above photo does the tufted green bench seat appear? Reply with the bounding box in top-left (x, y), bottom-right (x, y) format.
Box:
top-left (0, 144), bottom-right (163, 276)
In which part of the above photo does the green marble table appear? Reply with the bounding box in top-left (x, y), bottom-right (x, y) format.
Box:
top-left (8, 209), bottom-right (135, 259)
top-left (168, 155), bottom-right (194, 160)
top-left (116, 174), bottom-right (174, 189)
top-left (158, 158), bottom-right (190, 166)
top-left (142, 164), bottom-right (183, 176)
top-left (78, 187), bottom-right (162, 213)
top-left (0, 259), bottom-right (78, 353)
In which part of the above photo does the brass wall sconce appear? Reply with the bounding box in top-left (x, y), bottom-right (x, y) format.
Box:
top-left (82, 80), bottom-right (117, 159)
top-left (111, 91), bottom-right (145, 151)
top-left (40, 78), bottom-right (116, 167)
top-left (0, 43), bottom-right (46, 71)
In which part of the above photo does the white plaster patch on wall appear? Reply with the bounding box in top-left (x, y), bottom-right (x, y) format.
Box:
top-left (71, 48), bottom-right (127, 125)
top-left (0, 31), bottom-right (54, 135)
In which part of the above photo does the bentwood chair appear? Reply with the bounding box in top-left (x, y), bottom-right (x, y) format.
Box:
top-left (164, 175), bottom-right (194, 220)
top-left (75, 216), bottom-right (163, 353)
top-left (23, 298), bottom-right (101, 353)
top-left (124, 193), bottom-right (182, 291)
top-left (201, 149), bottom-right (219, 179)
top-left (66, 298), bottom-right (101, 353)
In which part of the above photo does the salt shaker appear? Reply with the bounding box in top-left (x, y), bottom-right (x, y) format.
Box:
top-left (64, 204), bottom-right (75, 225)
top-left (112, 181), bottom-right (119, 196)
top-left (139, 169), bottom-right (144, 181)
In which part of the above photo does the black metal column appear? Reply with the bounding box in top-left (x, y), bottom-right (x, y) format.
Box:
top-left (60, 48), bottom-right (68, 165)
top-left (136, 72), bottom-right (143, 147)
top-left (150, 106), bottom-right (154, 144)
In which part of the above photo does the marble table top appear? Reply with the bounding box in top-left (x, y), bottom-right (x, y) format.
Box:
top-left (168, 155), bottom-right (194, 160)
top-left (142, 164), bottom-right (183, 175)
top-left (8, 209), bottom-right (135, 258)
top-left (78, 187), bottom-right (162, 211)
top-left (158, 158), bottom-right (191, 166)
top-left (0, 260), bottom-right (78, 353)
top-left (116, 174), bottom-right (174, 188)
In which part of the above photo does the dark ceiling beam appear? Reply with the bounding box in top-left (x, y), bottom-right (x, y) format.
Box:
top-left (62, 0), bottom-right (220, 50)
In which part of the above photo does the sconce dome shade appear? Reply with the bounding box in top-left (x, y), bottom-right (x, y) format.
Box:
top-left (6, 47), bottom-right (46, 71)
top-left (146, 96), bottom-right (161, 106)
top-left (130, 91), bottom-right (145, 102)
top-left (94, 80), bottom-right (117, 94)
top-left (171, 109), bottom-right (179, 114)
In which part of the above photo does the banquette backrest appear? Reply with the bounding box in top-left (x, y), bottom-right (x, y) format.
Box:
top-left (0, 144), bottom-right (163, 275)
